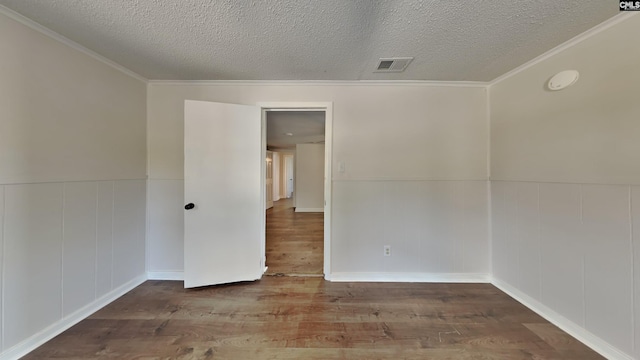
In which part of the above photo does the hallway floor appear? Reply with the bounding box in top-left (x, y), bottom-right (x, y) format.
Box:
top-left (265, 198), bottom-right (323, 276)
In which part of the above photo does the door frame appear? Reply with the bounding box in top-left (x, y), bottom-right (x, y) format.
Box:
top-left (258, 102), bottom-right (333, 279)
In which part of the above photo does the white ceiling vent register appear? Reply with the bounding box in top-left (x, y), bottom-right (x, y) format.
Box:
top-left (375, 57), bottom-right (414, 72)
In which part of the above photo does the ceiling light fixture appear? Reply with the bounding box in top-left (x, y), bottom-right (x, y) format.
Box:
top-left (284, 132), bottom-right (294, 136)
top-left (548, 70), bottom-right (579, 91)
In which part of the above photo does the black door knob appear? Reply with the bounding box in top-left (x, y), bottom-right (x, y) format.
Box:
top-left (184, 203), bottom-right (195, 210)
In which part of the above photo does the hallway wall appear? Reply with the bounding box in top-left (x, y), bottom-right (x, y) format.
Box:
top-left (295, 144), bottom-right (325, 212)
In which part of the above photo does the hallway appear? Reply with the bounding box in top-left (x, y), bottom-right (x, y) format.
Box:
top-left (265, 198), bottom-right (323, 276)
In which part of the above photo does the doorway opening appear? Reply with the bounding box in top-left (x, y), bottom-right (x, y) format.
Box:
top-left (262, 107), bottom-right (330, 277)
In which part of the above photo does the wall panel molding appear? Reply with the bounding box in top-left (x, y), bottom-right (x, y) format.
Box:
top-left (492, 180), bottom-right (637, 359)
top-left (0, 275), bottom-right (146, 360)
top-left (0, 180), bottom-right (146, 357)
top-left (492, 278), bottom-right (634, 360)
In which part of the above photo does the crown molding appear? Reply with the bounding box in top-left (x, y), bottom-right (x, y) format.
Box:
top-left (489, 12), bottom-right (639, 87)
top-left (147, 79), bottom-right (489, 88)
top-left (0, 4), bottom-right (148, 83)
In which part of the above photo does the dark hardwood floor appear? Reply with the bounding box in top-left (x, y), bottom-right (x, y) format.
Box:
top-left (23, 278), bottom-right (602, 359)
top-left (265, 198), bottom-right (323, 276)
top-left (22, 198), bottom-right (603, 359)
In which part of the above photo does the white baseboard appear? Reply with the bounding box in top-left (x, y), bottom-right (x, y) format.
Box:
top-left (146, 271), bottom-right (184, 281)
top-left (294, 207), bottom-right (324, 213)
top-left (328, 272), bottom-right (490, 283)
top-left (0, 274), bottom-right (147, 360)
top-left (491, 278), bottom-right (634, 360)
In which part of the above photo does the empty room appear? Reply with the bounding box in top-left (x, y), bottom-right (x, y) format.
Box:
top-left (0, 1), bottom-right (638, 359)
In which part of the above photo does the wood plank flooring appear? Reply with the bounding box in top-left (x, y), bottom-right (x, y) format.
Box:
top-left (265, 198), bottom-right (323, 276)
top-left (23, 278), bottom-right (603, 359)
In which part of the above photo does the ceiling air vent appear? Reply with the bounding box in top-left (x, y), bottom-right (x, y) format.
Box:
top-left (375, 57), bottom-right (413, 72)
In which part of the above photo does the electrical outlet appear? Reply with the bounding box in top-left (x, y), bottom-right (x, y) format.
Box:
top-left (383, 245), bottom-right (391, 256)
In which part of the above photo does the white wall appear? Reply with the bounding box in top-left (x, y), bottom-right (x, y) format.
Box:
top-left (490, 14), bottom-right (640, 360)
top-left (294, 144), bottom-right (325, 212)
top-left (273, 152), bottom-right (281, 201)
top-left (333, 180), bottom-right (488, 278)
top-left (281, 151), bottom-right (295, 198)
top-left (146, 83), bottom-right (489, 279)
top-left (0, 10), bottom-right (147, 359)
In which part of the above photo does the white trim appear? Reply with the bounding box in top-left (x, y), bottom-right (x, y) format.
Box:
top-left (487, 180), bottom-right (493, 279)
top-left (0, 4), bottom-right (147, 84)
top-left (258, 102), bottom-right (334, 280)
top-left (265, 108), bottom-right (326, 112)
top-left (146, 271), bottom-right (184, 281)
top-left (329, 272), bottom-right (490, 283)
top-left (492, 278), bottom-right (634, 360)
top-left (149, 80), bottom-right (489, 87)
top-left (0, 274), bottom-right (146, 360)
top-left (324, 104), bottom-right (333, 279)
top-left (628, 186), bottom-right (635, 354)
top-left (0, 178), bottom-right (148, 187)
top-left (1, 185), bottom-right (5, 352)
top-left (332, 177), bottom-right (489, 182)
top-left (486, 88), bottom-right (492, 180)
top-left (294, 208), bottom-right (324, 213)
top-left (490, 178), bottom-right (640, 187)
top-left (489, 12), bottom-right (639, 86)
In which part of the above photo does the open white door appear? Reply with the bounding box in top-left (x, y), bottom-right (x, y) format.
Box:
top-left (184, 100), bottom-right (263, 288)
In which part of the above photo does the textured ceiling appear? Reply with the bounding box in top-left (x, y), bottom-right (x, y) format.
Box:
top-left (267, 111), bottom-right (325, 150)
top-left (0, 0), bottom-right (620, 81)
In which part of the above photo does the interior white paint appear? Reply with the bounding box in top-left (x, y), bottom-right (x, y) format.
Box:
top-left (490, 15), bottom-right (640, 185)
top-left (294, 144), bottom-right (325, 212)
top-left (146, 83), bottom-right (489, 281)
top-left (0, 3), bottom-right (638, 359)
top-left (0, 10), bottom-right (147, 358)
top-left (490, 14), bottom-right (640, 360)
top-left (332, 180), bottom-right (489, 275)
top-left (284, 154), bottom-right (294, 199)
top-left (0, 187), bottom-right (3, 352)
top-left (272, 152), bottom-right (281, 201)
top-left (0, 12), bottom-right (146, 185)
top-left (148, 85), bottom-right (488, 181)
top-left (0, 1), bottom-right (618, 81)
top-left (183, 101), bottom-right (263, 288)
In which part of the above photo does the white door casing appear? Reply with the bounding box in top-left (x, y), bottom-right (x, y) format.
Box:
top-left (184, 100), bottom-right (263, 288)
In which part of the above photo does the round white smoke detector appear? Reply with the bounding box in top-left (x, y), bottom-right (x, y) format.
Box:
top-left (548, 70), bottom-right (580, 91)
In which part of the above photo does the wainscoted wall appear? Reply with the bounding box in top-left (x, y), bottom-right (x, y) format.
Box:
top-left (491, 181), bottom-right (638, 358)
top-left (332, 180), bottom-right (489, 279)
top-left (489, 14), bottom-right (640, 360)
top-left (145, 83), bottom-right (490, 280)
top-left (0, 180), bottom-right (146, 358)
top-left (147, 179), bottom-right (491, 281)
top-left (0, 8), bottom-right (147, 359)
top-left (147, 179), bottom-right (184, 279)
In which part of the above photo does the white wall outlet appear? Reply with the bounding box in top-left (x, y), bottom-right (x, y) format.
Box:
top-left (338, 161), bottom-right (346, 173)
top-left (383, 245), bottom-right (391, 256)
